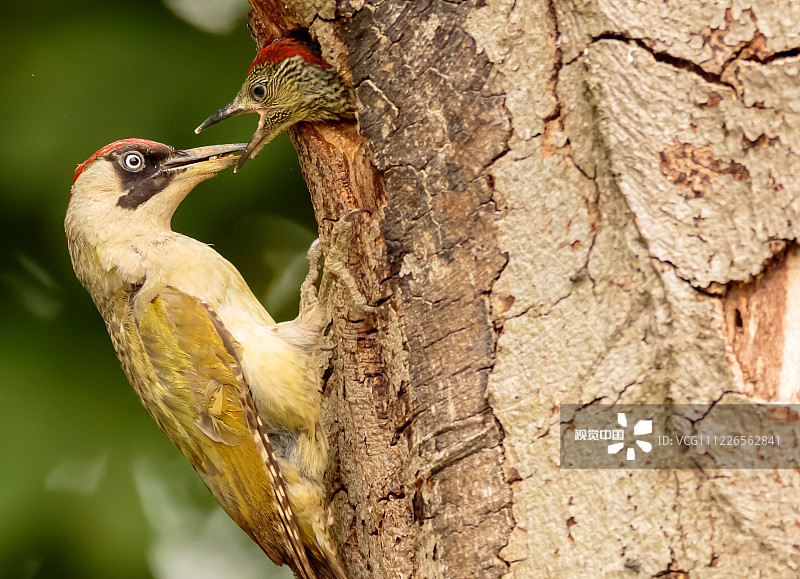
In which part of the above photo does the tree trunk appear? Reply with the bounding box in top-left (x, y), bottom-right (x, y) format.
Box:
top-left (249, 0), bottom-right (800, 577)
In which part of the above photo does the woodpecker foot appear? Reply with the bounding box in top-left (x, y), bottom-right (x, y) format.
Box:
top-left (299, 210), bottom-right (375, 316)
top-left (300, 239), bottom-right (323, 311)
top-left (290, 239), bottom-right (331, 342)
top-left (325, 209), bottom-right (376, 314)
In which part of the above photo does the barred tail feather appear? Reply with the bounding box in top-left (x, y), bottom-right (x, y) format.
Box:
top-left (310, 547), bottom-right (347, 579)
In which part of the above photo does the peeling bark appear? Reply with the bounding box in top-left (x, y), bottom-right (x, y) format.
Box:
top-left (248, 0), bottom-right (800, 577)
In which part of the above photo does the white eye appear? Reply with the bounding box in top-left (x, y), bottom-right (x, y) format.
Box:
top-left (123, 151), bottom-right (145, 172)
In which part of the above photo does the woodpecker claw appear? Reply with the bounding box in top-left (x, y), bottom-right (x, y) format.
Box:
top-left (326, 210), bottom-right (375, 314)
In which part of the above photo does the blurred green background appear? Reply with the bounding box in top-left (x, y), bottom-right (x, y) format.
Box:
top-left (0, 1), bottom-right (316, 577)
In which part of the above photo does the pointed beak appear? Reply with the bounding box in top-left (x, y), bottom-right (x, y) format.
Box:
top-left (162, 143), bottom-right (247, 178)
top-left (195, 97), bottom-right (248, 134)
top-left (235, 116), bottom-right (278, 172)
top-left (236, 131), bottom-right (264, 172)
top-left (195, 96), bottom-right (281, 173)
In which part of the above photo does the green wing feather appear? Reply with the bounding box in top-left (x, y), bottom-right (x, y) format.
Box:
top-left (135, 287), bottom-right (315, 579)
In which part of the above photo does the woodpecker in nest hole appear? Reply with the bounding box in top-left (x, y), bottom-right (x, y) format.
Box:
top-left (196, 33), bottom-right (353, 171)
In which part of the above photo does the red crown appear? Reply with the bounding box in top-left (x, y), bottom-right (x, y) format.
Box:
top-left (248, 37), bottom-right (331, 73)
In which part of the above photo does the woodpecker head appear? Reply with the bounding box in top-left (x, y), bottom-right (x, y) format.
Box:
top-left (195, 35), bottom-right (352, 171)
top-left (66, 139), bottom-right (245, 241)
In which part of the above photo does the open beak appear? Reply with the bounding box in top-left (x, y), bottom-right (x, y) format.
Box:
top-left (162, 143), bottom-right (247, 178)
top-left (194, 96), bottom-right (266, 173)
top-left (195, 97), bottom-right (281, 173)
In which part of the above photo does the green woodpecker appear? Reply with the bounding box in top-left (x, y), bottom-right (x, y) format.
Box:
top-left (195, 34), bottom-right (352, 171)
top-left (65, 138), bottom-right (345, 579)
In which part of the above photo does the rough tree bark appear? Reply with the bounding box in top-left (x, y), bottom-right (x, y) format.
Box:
top-left (249, 1), bottom-right (800, 577)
